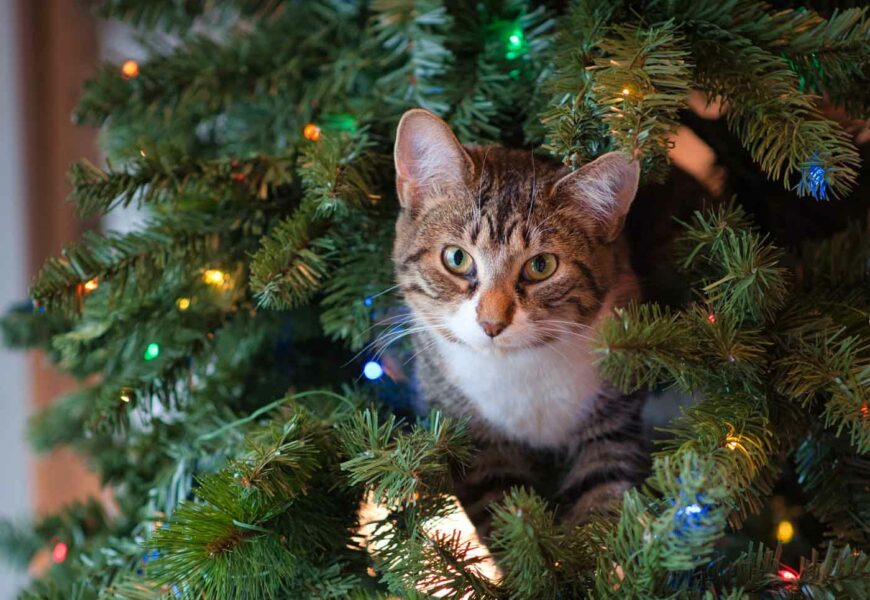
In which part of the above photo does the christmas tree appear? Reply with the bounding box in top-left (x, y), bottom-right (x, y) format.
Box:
top-left (2, 0), bottom-right (870, 598)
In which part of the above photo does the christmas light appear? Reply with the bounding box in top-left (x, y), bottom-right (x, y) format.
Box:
top-left (144, 342), bottom-right (160, 361)
top-left (504, 25), bottom-right (526, 60)
top-left (725, 434), bottom-right (743, 451)
top-left (303, 123), bottom-right (322, 141)
top-left (707, 312), bottom-right (716, 324)
top-left (176, 297), bottom-right (191, 311)
top-left (800, 154), bottom-right (828, 201)
top-left (203, 269), bottom-right (228, 286)
top-left (363, 360), bottom-right (384, 380)
top-left (622, 87), bottom-right (631, 96)
top-left (83, 277), bottom-right (99, 293)
top-left (121, 59), bottom-right (140, 79)
top-left (139, 149), bottom-right (147, 157)
top-left (776, 520), bottom-right (795, 543)
top-left (120, 389), bottom-right (132, 403)
top-left (51, 541), bottom-right (68, 563)
top-left (778, 567), bottom-right (799, 581)
top-left (364, 296), bottom-right (374, 307)
top-left (861, 401), bottom-right (868, 419)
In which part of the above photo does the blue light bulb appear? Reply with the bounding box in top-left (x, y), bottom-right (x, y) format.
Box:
top-left (363, 360), bottom-right (384, 380)
top-left (364, 296), bottom-right (373, 307)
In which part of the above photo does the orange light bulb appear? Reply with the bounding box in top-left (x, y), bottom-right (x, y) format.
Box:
top-left (303, 123), bottom-right (321, 141)
top-left (121, 59), bottom-right (140, 79)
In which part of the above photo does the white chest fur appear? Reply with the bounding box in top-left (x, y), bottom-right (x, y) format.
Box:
top-left (434, 336), bottom-right (602, 448)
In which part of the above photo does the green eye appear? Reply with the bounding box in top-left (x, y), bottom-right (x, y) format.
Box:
top-left (523, 253), bottom-right (558, 281)
top-left (442, 246), bottom-right (474, 275)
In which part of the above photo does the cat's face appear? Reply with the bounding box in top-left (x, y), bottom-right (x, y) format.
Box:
top-left (392, 109), bottom-right (639, 353)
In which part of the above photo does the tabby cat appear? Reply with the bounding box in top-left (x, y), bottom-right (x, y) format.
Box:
top-left (392, 109), bottom-right (649, 538)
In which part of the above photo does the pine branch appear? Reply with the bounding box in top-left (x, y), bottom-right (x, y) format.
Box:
top-left (368, 0), bottom-right (454, 115)
top-left (70, 154), bottom-right (294, 218)
top-left (794, 434), bottom-right (870, 548)
top-left (590, 20), bottom-right (692, 177)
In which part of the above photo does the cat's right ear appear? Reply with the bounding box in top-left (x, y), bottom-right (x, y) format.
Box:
top-left (394, 109), bottom-right (474, 212)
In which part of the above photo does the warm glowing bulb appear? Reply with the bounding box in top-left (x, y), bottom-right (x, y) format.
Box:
top-left (725, 434), bottom-right (742, 451)
top-left (121, 59), bottom-right (140, 79)
top-left (776, 520), bottom-right (795, 544)
top-left (139, 149), bottom-right (147, 157)
top-left (303, 123), bottom-right (322, 141)
top-left (707, 312), bottom-right (716, 324)
top-left (176, 297), bottom-right (191, 311)
top-left (203, 269), bottom-right (227, 286)
top-left (778, 567), bottom-right (798, 581)
top-left (51, 541), bottom-right (68, 563)
top-left (120, 390), bottom-right (132, 403)
top-left (861, 401), bottom-right (869, 419)
top-left (83, 277), bottom-right (99, 292)
top-left (622, 87), bottom-right (631, 96)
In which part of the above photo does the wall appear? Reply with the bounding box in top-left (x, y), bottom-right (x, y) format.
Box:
top-left (0, 0), bottom-right (32, 595)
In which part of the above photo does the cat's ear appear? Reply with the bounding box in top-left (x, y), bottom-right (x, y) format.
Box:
top-left (394, 109), bottom-right (474, 212)
top-left (551, 152), bottom-right (640, 241)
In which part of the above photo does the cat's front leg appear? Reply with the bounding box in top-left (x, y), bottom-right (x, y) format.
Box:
top-left (555, 390), bottom-right (649, 523)
top-left (453, 434), bottom-right (544, 542)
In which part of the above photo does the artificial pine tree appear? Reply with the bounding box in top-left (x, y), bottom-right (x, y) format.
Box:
top-left (2, 1), bottom-right (869, 598)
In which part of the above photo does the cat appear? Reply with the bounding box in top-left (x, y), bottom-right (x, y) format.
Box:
top-left (391, 108), bottom-right (649, 539)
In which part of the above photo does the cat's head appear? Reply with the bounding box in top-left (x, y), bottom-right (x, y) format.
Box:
top-left (392, 109), bottom-right (640, 353)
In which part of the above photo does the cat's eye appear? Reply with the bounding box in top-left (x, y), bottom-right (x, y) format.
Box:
top-left (522, 253), bottom-right (558, 281)
top-left (442, 246), bottom-right (474, 275)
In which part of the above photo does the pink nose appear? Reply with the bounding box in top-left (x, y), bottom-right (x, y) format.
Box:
top-left (480, 321), bottom-right (507, 338)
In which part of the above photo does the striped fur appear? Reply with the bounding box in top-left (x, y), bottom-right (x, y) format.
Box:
top-left (392, 109), bottom-right (648, 539)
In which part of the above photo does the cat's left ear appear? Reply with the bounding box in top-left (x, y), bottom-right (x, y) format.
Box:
top-left (551, 152), bottom-right (640, 241)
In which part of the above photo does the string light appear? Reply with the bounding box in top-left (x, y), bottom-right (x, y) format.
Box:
top-left (778, 567), bottom-right (799, 581)
top-left (861, 401), bottom-right (868, 419)
top-left (363, 296), bottom-right (374, 307)
top-left (707, 312), bottom-right (716, 324)
top-left (725, 434), bottom-right (743, 451)
top-left (51, 541), bottom-right (68, 563)
top-left (176, 297), bottom-right (191, 311)
top-left (121, 59), bottom-right (140, 79)
top-left (622, 87), bottom-right (631, 96)
top-left (144, 342), bottom-right (160, 361)
top-left (799, 153), bottom-right (828, 201)
top-left (776, 520), bottom-right (795, 544)
top-left (120, 389), bottom-right (132, 403)
top-left (203, 269), bottom-right (228, 287)
top-left (363, 360), bottom-right (384, 380)
top-left (303, 123), bottom-right (322, 141)
top-left (505, 25), bottom-right (526, 60)
top-left (139, 149), bottom-right (147, 157)
top-left (83, 277), bottom-right (99, 293)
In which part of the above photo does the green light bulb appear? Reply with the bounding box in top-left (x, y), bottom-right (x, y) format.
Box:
top-left (144, 342), bottom-right (160, 361)
top-left (505, 26), bottom-right (525, 60)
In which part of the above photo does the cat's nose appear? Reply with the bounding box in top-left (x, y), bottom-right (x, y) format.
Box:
top-left (479, 320), bottom-right (507, 338)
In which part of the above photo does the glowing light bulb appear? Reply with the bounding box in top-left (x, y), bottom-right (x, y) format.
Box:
top-left (707, 312), bottom-right (716, 324)
top-left (52, 541), bottom-right (68, 563)
top-left (120, 390), bottom-right (132, 403)
top-left (83, 277), bottom-right (99, 292)
top-left (121, 59), bottom-right (140, 79)
top-left (778, 567), bottom-right (798, 581)
top-left (144, 342), bottom-right (160, 361)
top-left (364, 296), bottom-right (374, 307)
top-left (176, 297), bottom-right (191, 311)
top-left (622, 87), bottom-right (631, 96)
top-left (303, 123), bottom-right (322, 141)
top-left (505, 26), bottom-right (525, 60)
top-left (363, 361), bottom-right (383, 380)
top-left (776, 520), bottom-right (795, 544)
top-left (203, 269), bottom-right (227, 286)
top-left (725, 434), bottom-right (742, 451)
